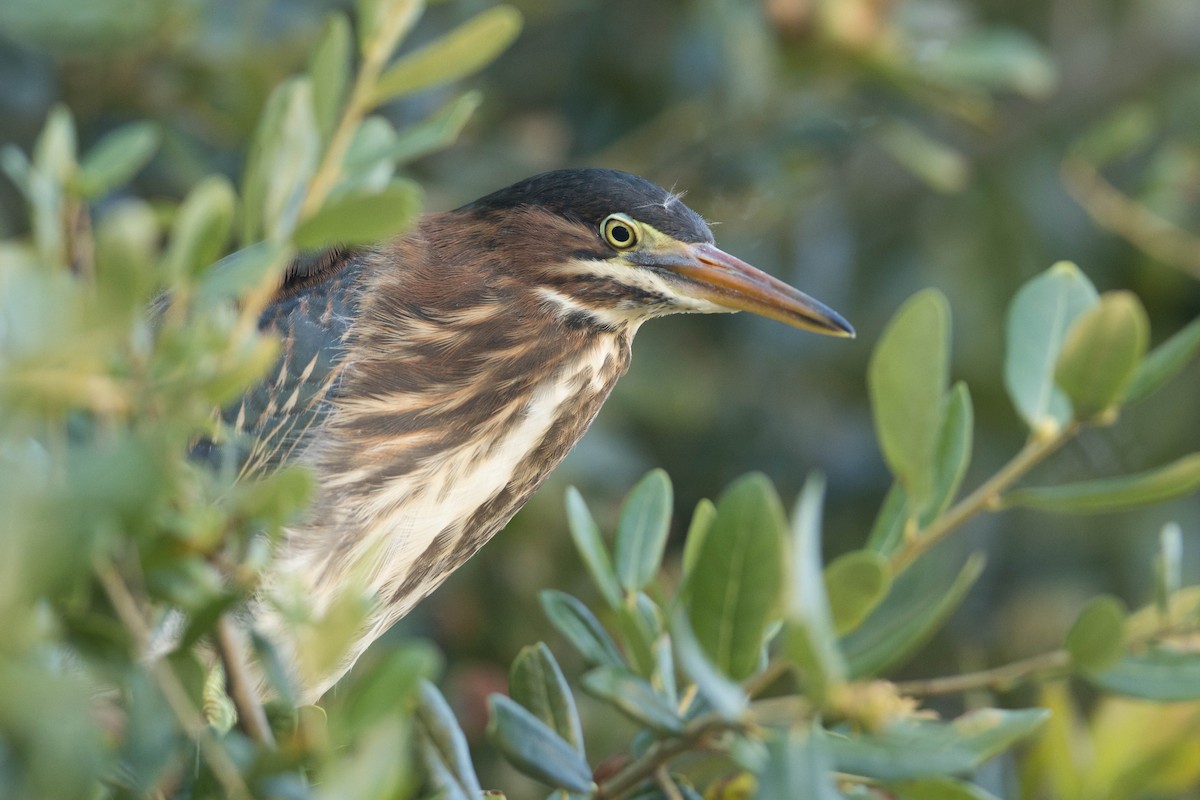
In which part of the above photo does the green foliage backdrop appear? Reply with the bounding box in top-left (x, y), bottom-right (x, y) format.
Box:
top-left (3, 0), bottom-right (1200, 798)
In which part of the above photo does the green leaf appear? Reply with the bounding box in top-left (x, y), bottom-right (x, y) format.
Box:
top-left (1124, 316), bottom-right (1200, 404)
top-left (337, 641), bottom-right (441, 741)
top-left (669, 611), bottom-right (747, 721)
top-left (1003, 453), bottom-right (1200, 513)
top-left (355, 0), bottom-right (423, 54)
top-left (487, 695), bottom-right (595, 793)
top-left (1054, 291), bottom-right (1149, 420)
top-left (614, 469), bottom-right (673, 593)
top-left (1072, 104), bottom-right (1157, 166)
top-left (509, 643), bottom-right (585, 755)
top-left (373, 5), bottom-right (523, 102)
top-left (249, 77), bottom-right (320, 242)
top-left (757, 725), bottom-right (841, 800)
top-left (924, 28), bottom-right (1057, 99)
top-left (565, 486), bottom-right (621, 610)
top-left (1087, 648), bottom-right (1200, 701)
top-left (825, 708), bottom-right (1049, 781)
top-left (824, 550), bottom-right (892, 636)
top-left (921, 382), bottom-right (973, 524)
top-left (307, 13), bottom-right (353, 144)
top-left (338, 114), bottom-right (399, 197)
top-left (785, 473), bottom-right (846, 704)
top-left (162, 175), bottom-right (236, 281)
top-left (357, 91), bottom-right (482, 167)
top-left (1065, 595), bottom-right (1127, 672)
top-left (75, 121), bottom-right (160, 198)
top-left (539, 590), bottom-right (625, 669)
top-left (313, 718), bottom-right (409, 800)
top-left (887, 776), bottom-right (1002, 800)
top-left (1004, 262), bottom-right (1098, 431)
top-left (415, 681), bottom-right (482, 800)
top-left (865, 483), bottom-right (908, 556)
top-left (868, 289), bottom-right (951, 506)
top-left (874, 121), bottom-right (969, 193)
top-left (615, 593), bottom-right (659, 677)
top-left (196, 241), bottom-right (292, 307)
top-left (581, 667), bottom-right (683, 734)
top-left (686, 473), bottom-right (785, 680)
top-left (292, 179), bottom-right (421, 250)
top-left (680, 498), bottom-right (716, 588)
top-left (843, 553), bottom-right (986, 679)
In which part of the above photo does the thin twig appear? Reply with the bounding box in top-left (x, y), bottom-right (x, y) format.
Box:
top-left (894, 650), bottom-right (1072, 697)
top-left (215, 615), bottom-right (276, 748)
top-left (595, 715), bottom-right (733, 800)
top-left (889, 424), bottom-right (1077, 574)
top-left (95, 560), bottom-right (252, 800)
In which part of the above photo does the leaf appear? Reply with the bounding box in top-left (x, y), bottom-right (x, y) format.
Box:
top-left (843, 554), bottom-right (986, 679)
top-left (686, 473), bottom-right (786, 680)
top-left (565, 486), bottom-right (621, 609)
top-left (196, 241), bottom-right (292, 307)
top-left (680, 498), bottom-right (716, 587)
top-left (865, 483), bottom-right (908, 556)
top-left (307, 13), bottom-right (353, 144)
top-left (614, 593), bottom-right (658, 677)
top-left (373, 5), bottom-right (523, 102)
top-left (539, 590), bottom-right (625, 669)
top-left (1003, 453), bottom-right (1200, 513)
top-left (614, 469), bottom-right (673, 593)
top-left (581, 667), bottom-right (683, 734)
top-left (337, 114), bottom-right (399, 197)
top-left (487, 695), bottom-right (595, 793)
top-left (785, 473), bottom-right (846, 705)
top-left (292, 179), bottom-right (421, 250)
top-left (1054, 291), bottom-right (1149, 420)
top-left (162, 175), bottom-right (236, 281)
top-left (415, 681), bottom-right (483, 800)
top-left (824, 550), bottom-right (892, 636)
top-left (757, 725), bottom-right (841, 800)
top-left (824, 708), bottom-right (1049, 781)
top-left (1004, 262), bottom-right (1098, 431)
top-left (509, 643), bottom-right (584, 754)
top-left (1124, 316), bottom-right (1200, 404)
top-left (669, 611), bottom-right (747, 721)
top-left (924, 28), bottom-right (1057, 99)
top-left (337, 641), bottom-right (441, 741)
top-left (357, 91), bottom-right (482, 167)
top-left (1072, 104), bottom-right (1157, 166)
top-left (313, 718), bottom-right (409, 800)
top-left (1087, 648), bottom-right (1200, 701)
top-left (868, 289), bottom-right (951, 507)
top-left (874, 121), bottom-right (969, 193)
top-left (355, 0), bottom-right (423, 54)
top-left (75, 121), bottom-right (160, 198)
top-left (1065, 595), bottom-right (1127, 672)
top-left (921, 382), bottom-right (973, 524)
top-left (887, 776), bottom-right (1002, 800)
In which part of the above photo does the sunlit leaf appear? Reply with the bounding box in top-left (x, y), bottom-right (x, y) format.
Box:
top-left (373, 5), bottom-right (523, 102)
top-left (539, 590), bottom-right (624, 668)
top-left (292, 179), bottom-right (421, 250)
top-left (614, 469), bottom-right (672, 593)
top-left (1065, 595), bottom-right (1127, 672)
top-left (510, 643), bottom-right (585, 755)
top-left (487, 694), bottom-right (594, 793)
top-left (581, 667), bottom-right (683, 734)
top-left (687, 473), bottom-right (785, 680)
top-left (75, 121), bottom-right (160, 198)
top-left (824, 550), bottom-right (892, 636)
top-left (565, 486), bottom-right (621, 609)
top-left (1124, 316), bottom-right (1200, 404)
top-left (1054, 291), bottom-right (1149, 420)
top-left (868, 289), bottom-right (951, 507)
top-left (1003, 453), bottom-right (1200, 513)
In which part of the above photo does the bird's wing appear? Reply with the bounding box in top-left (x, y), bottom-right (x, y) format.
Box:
top-left (199, 248), bottom-right (366, 479)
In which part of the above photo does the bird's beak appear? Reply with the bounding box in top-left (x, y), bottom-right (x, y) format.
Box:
top-left (656, 241), bottom-right (855, 337)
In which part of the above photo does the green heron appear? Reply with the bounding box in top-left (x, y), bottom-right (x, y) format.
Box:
top-left (232, 168), bottom-right (853, 701)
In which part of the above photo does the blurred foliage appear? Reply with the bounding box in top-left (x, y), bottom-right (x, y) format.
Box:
top-left (3, 0), bottom-right (1200, 797)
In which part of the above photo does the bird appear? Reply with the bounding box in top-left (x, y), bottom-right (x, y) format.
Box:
top-left (225, 168), bottom-right (854, 703)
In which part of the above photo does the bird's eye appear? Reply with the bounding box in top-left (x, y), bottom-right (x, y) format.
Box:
top-left (601, 214), bottom-right (640, 249)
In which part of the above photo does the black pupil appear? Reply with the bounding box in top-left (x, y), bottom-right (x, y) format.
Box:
top-left (610, 224), bottom-right (631, 244)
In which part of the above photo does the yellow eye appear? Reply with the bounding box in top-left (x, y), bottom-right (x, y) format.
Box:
top-left (601, 214), bottom-right (640, 249)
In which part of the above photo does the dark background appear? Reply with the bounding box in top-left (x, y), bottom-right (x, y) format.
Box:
top-left (3, 0), bottom-right (1199, 779)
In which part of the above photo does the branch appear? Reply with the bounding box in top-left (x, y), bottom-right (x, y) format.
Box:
top-left (95, 560), bottom-right (252, 800)
top-left (894, 650), bottom-right (1071, 697)
top-left (214, 615), bottom-right (276, 748)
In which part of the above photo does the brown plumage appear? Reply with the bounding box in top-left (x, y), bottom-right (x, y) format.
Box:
top-left (228, 169), bottom-right (853, 701)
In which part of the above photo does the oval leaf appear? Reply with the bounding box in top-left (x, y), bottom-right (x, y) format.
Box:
top-left (373, 5), bottom-right (523, 102)
top-left (1065, 595), bottom-right (1127, 672)
top-left (1055, 291), bottom-right (1149, 420)
top-left (921, 381), bottom-right (973, 524)
top-left (307, 13), bottom-right (353, 144)
top-left (581, 667), bottom-right (683, 735)
top-left (565, 486), bottom-right (621, 609)
top-left (293, 180), bottom-right (421, 250)
top-left (1124, 315), bottom-right (1200, 404)
top-left (669, 611), bottom-right (747, 721)
top-left (686, 473), bottom-right (785, 680)
top-left (76, 121), bottom-right (160, 198)
top-left (866, 483), bottom-right (909, 556)
top-left (486, 694), bottom-right (594, 793)
top-left (163, 175), bottom-right (236, 281)
top-left (824, 550), bottom-right (892, 636)
top-left (1087, 648), bottom-right (1200, 701)
top-left (539, 590), bottom-right (624, 669)
top-left (1003, 452), bottom-right (1200, 513)
top-left (1004, 262), bottom-right (1098, 431)
top-left (868, 289), bottom-right (951, 506)
top-left (614, 469), bottom-right (673, 593)
top-left (509, 643), bottom-right (584, 754)
top-left (415, 681), bottom-right (483, 800)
